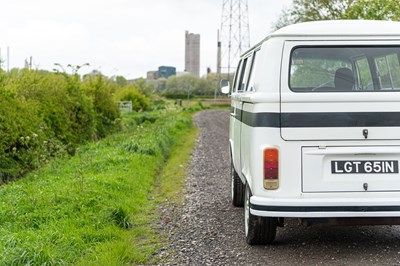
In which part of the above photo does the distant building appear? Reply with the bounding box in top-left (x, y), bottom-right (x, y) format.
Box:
top-left (185, 31), bottom-right (200, 77)
top-left (158, 66), bottom-right (176, 79)
top-left (147, 70), bottom-right (158, 80)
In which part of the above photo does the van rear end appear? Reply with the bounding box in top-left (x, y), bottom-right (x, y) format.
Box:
top-left (253, 43), bottom-right (400, 219)
top-left (229, 21), bottom-right (400, 244)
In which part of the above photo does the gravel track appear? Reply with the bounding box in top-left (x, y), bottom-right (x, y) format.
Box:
top-left (158, 109), bottom-right (400, 265)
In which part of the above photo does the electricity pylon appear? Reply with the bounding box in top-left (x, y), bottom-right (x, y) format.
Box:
top-left (219, 0), bottom-right (250, 75)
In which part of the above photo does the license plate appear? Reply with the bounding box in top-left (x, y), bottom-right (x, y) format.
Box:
top-left (331, 160), bottom-right (399, 174)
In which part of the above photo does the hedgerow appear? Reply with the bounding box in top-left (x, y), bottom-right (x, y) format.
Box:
top-left (0, 68), bottom-right (123, 182)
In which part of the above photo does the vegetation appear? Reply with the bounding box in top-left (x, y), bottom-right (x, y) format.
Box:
top-left (0, 67), bottom-right (180, 183)
top-left (114, 87), bottom-right (150, 112)
top-left (0, 108), bottom-right (195, 265)
top-left (155, 73), bottom-right (230, 99)
top-left (273, 0), bottom-right (400, 30)
top-left (343, 0), bottom-right (400, 20)
top-left (0, 68), bottom-right (120, 182)
top-left (0, 58), bottom-right (226, 264)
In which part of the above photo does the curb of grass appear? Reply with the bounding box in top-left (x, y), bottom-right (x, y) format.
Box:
top-left (148, 119), bottom-right (199, 264)
top-left (156, 123), bottom-right (199, 205)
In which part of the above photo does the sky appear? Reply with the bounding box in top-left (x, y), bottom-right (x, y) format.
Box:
top-left (0, 0), bottom-right (292, 79)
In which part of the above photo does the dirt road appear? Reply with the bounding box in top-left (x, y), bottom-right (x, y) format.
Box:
top-left (160, 109), bottom-right (400, 265)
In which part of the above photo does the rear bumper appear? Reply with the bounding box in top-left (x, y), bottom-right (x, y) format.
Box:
top-left (250, 195), bottom-right (400, 218)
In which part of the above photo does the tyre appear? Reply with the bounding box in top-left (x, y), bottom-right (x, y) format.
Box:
top-left (244, 183), bottom-right (277, 245)
top-left (231, 162), bottom-right (245, 207)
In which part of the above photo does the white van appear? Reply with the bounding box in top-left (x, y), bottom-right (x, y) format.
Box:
top-left (223, 20), bottom-right (400, 245)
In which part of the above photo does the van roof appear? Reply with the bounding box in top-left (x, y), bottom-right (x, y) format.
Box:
top-left (270, 20), bottom-right (400, 38)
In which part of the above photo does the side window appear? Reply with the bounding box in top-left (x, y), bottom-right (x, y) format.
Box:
top-left (246, 50), bottom-right (259, 91)
top-left (233, 53), bottom-right (257, 93)
top-left (237, 57), bottom-right (248, 92)
top-left (232, 60), bottom-right (243, 93)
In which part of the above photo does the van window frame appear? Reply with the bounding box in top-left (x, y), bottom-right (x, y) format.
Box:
top-left (237, 57), bottom-right (249, 92)
top-left (288, 45), bottom-right (400, 93)
top-left (246, 49), bottom-right (260, 92)
top-left (232, 60), bottom-right (243, 93)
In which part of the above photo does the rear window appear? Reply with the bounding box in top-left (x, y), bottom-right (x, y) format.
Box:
top-left (290, 46), bottom-right (400, 92)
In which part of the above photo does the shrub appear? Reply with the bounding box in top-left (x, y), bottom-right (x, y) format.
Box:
top-left (114, 87), bottom-right (150, 112)
top-left (84, 75), bottom-right (121, 138)
top-left (0, 69), bottom-right (122, 181)
top-left (0, 86), bottom-right (43, 181)
top-left (8, 69), bottom-right (96, 148)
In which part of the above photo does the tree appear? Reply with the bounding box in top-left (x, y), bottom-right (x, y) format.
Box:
top-left (273, 0), bottom-right (354, 30)
top-left (133, 78), bottom-right (155, 96)
top-left (273, 0), bottom-right (400, 30)
top-left (163, 74), bottom-right (217, 98)
top-left (115, 75), bottom-right (128, 87)
top-left (156, 78), bottom-right (167, 91)
top-left (343, 0), bottom-right (400, 20)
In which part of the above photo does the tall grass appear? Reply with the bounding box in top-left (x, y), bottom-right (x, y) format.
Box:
top-left (0, 109), bottom-right (193, 265)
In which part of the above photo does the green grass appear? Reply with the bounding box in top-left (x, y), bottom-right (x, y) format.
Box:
top-left (156, 126), bottom-right (198, 206)
top-left (0, 109), bottom-right (195, 265)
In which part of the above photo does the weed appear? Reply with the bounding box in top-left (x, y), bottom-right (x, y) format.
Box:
top-left (109, 207), bottom-right (132, 229)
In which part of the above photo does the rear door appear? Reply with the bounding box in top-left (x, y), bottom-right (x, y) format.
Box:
top-left (280, 41), bottom-right (400, 193)
top-left (280, 41), bottom-right (400, 141)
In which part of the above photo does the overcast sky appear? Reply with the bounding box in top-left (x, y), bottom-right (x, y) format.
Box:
top-left (0, 0), bottom-right (292, 79)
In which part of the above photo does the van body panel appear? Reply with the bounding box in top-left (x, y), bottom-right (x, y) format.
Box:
top-left (254, 38), bottom-right (284, 94)
top-left (230, 94), bottom-right (244, 181)
top-left (240, 102), bottom-right (255, 184)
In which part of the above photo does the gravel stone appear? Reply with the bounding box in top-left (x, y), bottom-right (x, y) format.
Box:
top-left (157, 109), bottom-right (400, 265)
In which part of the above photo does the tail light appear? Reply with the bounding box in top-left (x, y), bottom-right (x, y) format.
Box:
top-left (264, 148), bottom-right (279, 190)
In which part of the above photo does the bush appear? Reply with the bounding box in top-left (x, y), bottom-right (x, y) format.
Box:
top-left (8, 69), bottom-right (95, 148)
top-left (0, 90), bottom-right (42, 180)
top-left (83, 75), bottom-right (121, 138)
top-left (0, 69), bottom-right (122, 181)
top-left (114, 87), bottom-right (150, 112)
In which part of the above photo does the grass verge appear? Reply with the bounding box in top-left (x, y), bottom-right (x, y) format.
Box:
top-left (156, 125), bottom-right (198, 206)
top-left (0, 109), bottom-right (196, 265)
